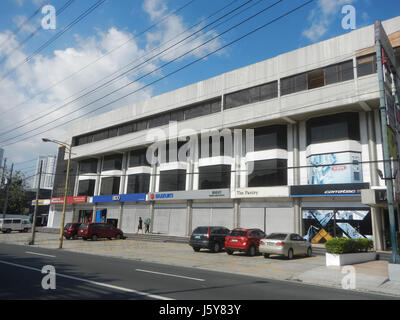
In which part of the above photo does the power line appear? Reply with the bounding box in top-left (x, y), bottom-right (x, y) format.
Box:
top-left (0, 0), bottom-right (198, 119)
top-left (0, 0), bottom-right (242, 135)
top-left (0, 0), bottom-right (289, 146)
top-left (0, 0), bottom-right (107, 83)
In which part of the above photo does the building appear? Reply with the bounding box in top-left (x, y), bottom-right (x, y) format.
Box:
top-left (48, 17), bottom-right (400, 251)
top-left (32, 155), bottom-right (57, 190)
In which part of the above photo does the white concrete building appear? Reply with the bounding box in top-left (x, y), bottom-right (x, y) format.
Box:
top-left (33, 155), bottom-right (57, 190)
top-left (48, 17), bottom-right (400, 250)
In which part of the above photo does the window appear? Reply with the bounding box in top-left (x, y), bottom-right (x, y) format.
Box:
top-left (159, 170), bottom-right (186, 191)
top-left (357, 54), bottom-right (377, 77)
top-left (102, 154), bottom-right (123, 171)
top-left (79, 159), bottom-right (98, 174)
top-left (77, 180), bottom-right (95, 196)
top-left (126, 174), bottom-right (150, 194)
top-left (170, 109), bottom-right (184, 121)
top-left (100, 177), bottom-right (120, 195)
top-left (129, 148), bottom-right (149, 167)
top-left (224, 81), bottom-right (278, 110)
top-left (136, 120), bottom-right (148, 131)
top-left (119, 123), bottom-right (136, 136)
top-left (306, 112), bottom-right (360, 145)
top-left (149, 113), bottom-right (170, 128)
top-left (281, 73), bottom-right (307, 96)
top-left (200, 136), bottom-right (232, 158)
top-left (247, 159), bottom-right (287, 187)
top-left (198, 165), bottom-right (231, 189)
top-left (184, 103), bottom-right (211, 120)
top-left (308, 69), bottom-right (325, 89)
top-left (325, 61), bottom-right (354, 85)
top-left (253, 125), bottom-right (287, 151)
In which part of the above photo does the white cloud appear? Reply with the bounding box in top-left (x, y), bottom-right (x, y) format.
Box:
top-left (302, 0), bottom-right (357, 42)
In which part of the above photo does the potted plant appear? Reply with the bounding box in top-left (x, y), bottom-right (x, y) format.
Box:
top-left (325, 237), bottom-right (376, 266)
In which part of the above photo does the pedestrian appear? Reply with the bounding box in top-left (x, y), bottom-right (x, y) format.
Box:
top-left (137, 217), bottom-right (143, 234)
top-left (144, 217), bottom-right (151, 234)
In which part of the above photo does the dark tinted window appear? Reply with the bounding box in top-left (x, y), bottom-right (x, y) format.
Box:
top-left (248, 159), bottom-right (287, 187)
top-left (103, 154), bottom-right (123, 171)
top-left (306, 112), bottom-right (360, 145)
top-left (224, 81), bottom-right (278, 110)
top-left (281, 73), bottom-right (307, 96)
top-left (149, 113), bottom-right (170, 128)
top-left (129, 149), bottom-right (149, 167)
top-left (12, 219), bottom-right (21, 223)
top-left (266, 233), bottom-right (287, 240)
top-left (100, 177), bottom-right (120, 195)
top-left (198, 165), bottom-right (231, 189)
top-left (229, 230), bottom-right (247, 237)
top-left (77, 179), bottom-right (96, 196)
top-left (253, 125), bottom-right (287, 151)
top-left (184, 103), bottom-right (211, 120)
top-left (193, 227), bottom-right (209, 234)
top-left (159, 170), bottom-right (186, 191)
top-left (325, 60), bottom-right (354, 85)
top-left (357, 54), bottom-right (377, 77)
top-left (127, 174), bottom-right (150, 194)
top-left (79, 159), bottom-right (98, 174)
top-left (308, 69), bottom-right (325, 89)
top-left (119, 123), bottom-right (136, 136)
top-left (79, 223), bottom-right (88, 230)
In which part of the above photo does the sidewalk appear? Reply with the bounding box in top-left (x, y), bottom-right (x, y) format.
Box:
top-left (4, 229), bottom-right (400, 298)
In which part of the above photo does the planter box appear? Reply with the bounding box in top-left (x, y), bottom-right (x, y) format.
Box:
top-left (326, 252), bottom-right (377, 266)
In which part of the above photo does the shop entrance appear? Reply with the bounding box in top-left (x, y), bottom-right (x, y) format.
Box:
top-left (78, 210), bottom-right (93, 223)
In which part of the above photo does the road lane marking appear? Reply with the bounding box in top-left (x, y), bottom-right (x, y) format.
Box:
top-left (26, 251), bottom-right (56, 258)
top-left (0, 259), bottom-right (173, 300)
top-left (135, 269), bottom-right (205, 282)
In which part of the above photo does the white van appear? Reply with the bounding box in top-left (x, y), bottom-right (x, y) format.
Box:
top-left (0, 218), bottom-right (31, 233)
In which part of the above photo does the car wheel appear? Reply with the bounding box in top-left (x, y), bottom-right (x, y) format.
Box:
top-left (248, 245), bottom-right (256, 257)
top-left (193, 247), bottom-right (200, 252)
top-left (226, 249), bottom-right (233, 255)
top-left (306, 247), bottom-right (312, 257)
top-left (82, 237), bottom-right (87, 241)
top-left (91, 234), bottom-right (98, 241)
top-left (115, 234), bottom-right (122, 240)
top-left (263, 253), bottom-right (270, 259)
top-left (23, 228), bottom-right (28, 233)
top-left (287, 248), bottom-right (294, 260)
top-left (72, 234), bottom-right (77, 240)
top-left (65, 236), bottom-right (71, 240)
top-left (212, 242), bottom-right (220, 253)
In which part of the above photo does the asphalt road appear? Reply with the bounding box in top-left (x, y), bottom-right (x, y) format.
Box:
top-left (0, 242), bottom-right (396, 301)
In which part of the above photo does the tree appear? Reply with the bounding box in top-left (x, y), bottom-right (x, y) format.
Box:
top-left (0, 170), bottom-right (29, 215)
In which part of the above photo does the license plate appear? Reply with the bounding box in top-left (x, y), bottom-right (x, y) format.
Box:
top-left (231, 239), bottom-right (238, 242)
top-left (194, 235), bottom-right (200, 239)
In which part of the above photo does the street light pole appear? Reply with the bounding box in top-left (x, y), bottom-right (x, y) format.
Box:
top-left (2, 163), bottom-right (13, 220)
top-left (42, 138), bottom-right (72, 250)
top-left (29, 160), bottom-right (43, 246)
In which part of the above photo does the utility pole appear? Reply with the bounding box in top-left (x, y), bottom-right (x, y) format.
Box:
top-left (29, 160), bottom-right (43, 246)
top-left (2, 163), bottom-right (14, 220)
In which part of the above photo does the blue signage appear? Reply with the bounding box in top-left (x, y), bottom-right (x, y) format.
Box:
top-left (93, 193), bottom-right (146, 203)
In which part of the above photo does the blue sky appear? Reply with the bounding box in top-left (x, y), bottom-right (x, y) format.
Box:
top-left (0, 0), bottom-right (399, 180)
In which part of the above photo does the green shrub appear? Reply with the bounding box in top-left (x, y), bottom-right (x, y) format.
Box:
top-left (325, 237), bottom-right (373, 254)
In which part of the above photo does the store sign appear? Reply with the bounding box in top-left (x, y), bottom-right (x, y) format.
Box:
top-left (233, 187), bottom-right (289, 198)
top-left (92, 193), bottom-right (146, 203)
top-left (307, 152), bottom-right (362, 185)
top-left (148, 189), bottom-right (230, 201)
top-left (290, 183), bottom-right (369, 197)
top-left (31, 199), bottom-right (51, 206)
top-left (50, 196), bottom-right (88, 204)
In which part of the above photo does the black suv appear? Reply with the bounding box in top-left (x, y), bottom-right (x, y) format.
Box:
top-left (189, 226), bottom-right (230, 253)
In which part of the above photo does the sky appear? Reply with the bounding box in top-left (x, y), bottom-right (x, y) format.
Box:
top-left (0, 0), bottom-right (399, 181)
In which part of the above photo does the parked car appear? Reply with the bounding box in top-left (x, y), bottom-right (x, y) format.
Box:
top-left (259, 232), bottom-right (312, 259)
top-left (224, 228), bottom-right (265, 256)
top-left (63, 223), bottom-right (82, 240)
top-left (189, 226), bottom-right (230, 253)
top-left (78, 223), bottom-right (124, 241)
top-left (0, 218), bottom-right (31, 233)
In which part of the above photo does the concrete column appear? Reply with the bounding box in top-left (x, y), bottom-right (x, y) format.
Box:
top-left (367, 111), bottom-right (384, 251)
top-left (119, 152), bottom-right (128, 194)
top-left (118, 203), bottom-right (124, 229)
top-left (292, 122), bottom-right (302, 234)
top-left (149, 163), bottom-right (157, 233)
top-left (94, 157), bottom-right (102, 196)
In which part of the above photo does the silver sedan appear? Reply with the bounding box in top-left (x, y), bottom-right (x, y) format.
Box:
top-left (259, 233), bottom-right (312, 259)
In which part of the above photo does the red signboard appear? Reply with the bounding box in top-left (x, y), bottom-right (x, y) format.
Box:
top-left (50, 196), bottom-right (88, 204)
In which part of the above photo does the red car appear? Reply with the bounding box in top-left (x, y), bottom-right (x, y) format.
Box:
top-left (225, 228), bottom-right (266, 256)
top-left (63, 223), bottom-right (82, 240)
top-left (78, 223), bottom-right (124, 241)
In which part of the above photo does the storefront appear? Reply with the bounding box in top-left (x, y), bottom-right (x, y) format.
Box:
top-left (290, 183), bottom-right (372, 243)
top-left (48, 196), bottom-right (89, 228)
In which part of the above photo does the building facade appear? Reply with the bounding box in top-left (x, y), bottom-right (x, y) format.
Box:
top-left (48, 17), bottom-right (400, 250)
top-left (32, 155), bottom-right (57, 190)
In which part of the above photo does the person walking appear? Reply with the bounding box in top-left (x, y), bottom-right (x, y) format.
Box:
top-left (137, 217), bottom-right (143, 234)
top-left (144, 217), bottom-right (151, 234)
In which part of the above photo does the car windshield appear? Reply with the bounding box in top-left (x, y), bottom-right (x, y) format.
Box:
top-left (79, 223), bottom-right (88, 230)
top-left (193, 227), bottom-right (209, 234)
top-left (65, 223), bottom-right (72, 228)
top-left (266, 233), bottom-right (288, 240)
top-left (229, 230), bottom-right (247, 237)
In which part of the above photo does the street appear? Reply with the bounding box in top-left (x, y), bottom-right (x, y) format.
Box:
top-left (0, 242), bottom-right (394, 300)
